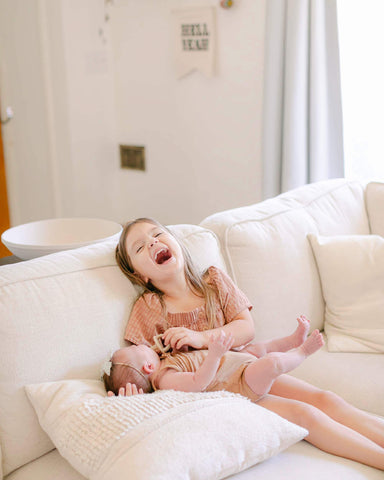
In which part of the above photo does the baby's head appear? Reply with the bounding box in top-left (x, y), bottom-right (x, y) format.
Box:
top-left (102, 344), bottom-right (160, 395)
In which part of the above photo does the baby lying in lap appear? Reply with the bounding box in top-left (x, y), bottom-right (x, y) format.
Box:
top-left (103, 318), bottom-right (323, 401)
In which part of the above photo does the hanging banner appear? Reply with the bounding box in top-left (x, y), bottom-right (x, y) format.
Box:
top-left (172, 7), bottom-right (216, 79)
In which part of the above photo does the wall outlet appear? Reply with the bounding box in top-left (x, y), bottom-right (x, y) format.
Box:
top-left (119, 145), bottom-right (145, 171)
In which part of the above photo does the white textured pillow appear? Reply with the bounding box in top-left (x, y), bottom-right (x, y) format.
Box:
top-left (308, 234), bottom-right (384, 353)
top-left (25, 380), bottom-right (307, 480)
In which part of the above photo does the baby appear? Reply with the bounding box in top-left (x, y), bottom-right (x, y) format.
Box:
top-left (103, 319), bottom-right (324, 401)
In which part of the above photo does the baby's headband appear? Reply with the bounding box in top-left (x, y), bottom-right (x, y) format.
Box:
top-left (101, 357), bottom-right (113, 378)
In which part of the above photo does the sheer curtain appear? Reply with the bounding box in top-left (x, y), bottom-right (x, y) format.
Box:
top-left (262, 0), bottom-right (344, 199)
top-left (338, 0), bottom-right (384, 182)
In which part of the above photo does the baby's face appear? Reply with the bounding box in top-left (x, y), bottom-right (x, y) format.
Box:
top-left (114, 344), bottom-right (159, 369)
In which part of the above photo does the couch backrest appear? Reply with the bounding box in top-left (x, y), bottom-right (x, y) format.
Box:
top-left (0, 225), bottom-right (225, 477)
top-left (201, 179), bottom-right (370, 340)
top-left (366, 181), bottom-right (384, 236)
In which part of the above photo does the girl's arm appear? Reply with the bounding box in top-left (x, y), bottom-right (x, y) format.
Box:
top-left (158, 332), bottom-right (234, 392)
top-left (162, 308), bottom-right (254, 351)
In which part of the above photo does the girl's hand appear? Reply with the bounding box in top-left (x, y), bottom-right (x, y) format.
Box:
top-left (107, 382), bottom-right (144, 397)
top-left (163, 327), bottom-right (205, 350)
top-left (208, 331), bottom-right (234, 357)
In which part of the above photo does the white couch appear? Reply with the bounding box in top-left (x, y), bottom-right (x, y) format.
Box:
top-left (1, 178), bottom-right (383, 480)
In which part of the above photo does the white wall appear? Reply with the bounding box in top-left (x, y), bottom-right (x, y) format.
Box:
top-left (0, 0), bottom-right (266, 226)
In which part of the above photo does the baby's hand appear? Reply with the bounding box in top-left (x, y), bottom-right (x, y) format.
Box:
top-left (208, 331), bottom-right (234, 357)
top-left (107, 382), bottom-right (144, 397)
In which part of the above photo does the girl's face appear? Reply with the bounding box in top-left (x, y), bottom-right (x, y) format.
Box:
top-left (125, 221), bottom-right (185, 286)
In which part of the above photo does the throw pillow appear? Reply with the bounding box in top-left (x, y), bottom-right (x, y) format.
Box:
top-left (308, 234), bottom-right (384, 353)
top-left (25, 379), bottom-right (307, 480)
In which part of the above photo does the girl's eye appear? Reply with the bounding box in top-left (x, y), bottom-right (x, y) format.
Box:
top-left (154, 232), bottom-right (163, 238)
top-left (136, 245), bottom-right (144, 253)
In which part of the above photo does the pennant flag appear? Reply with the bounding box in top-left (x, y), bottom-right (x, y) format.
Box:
top-left (172, 7), bottom-right (216, 79)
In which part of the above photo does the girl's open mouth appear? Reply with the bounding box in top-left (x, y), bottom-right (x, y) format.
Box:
top-left (154, 248), bottom-right (172, 265)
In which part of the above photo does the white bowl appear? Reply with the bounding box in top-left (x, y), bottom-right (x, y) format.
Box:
top-left (1, 218), bottom-right (122, 260)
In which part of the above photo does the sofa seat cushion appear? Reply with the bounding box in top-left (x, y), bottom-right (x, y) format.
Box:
top-left (5, 450), bottom-right (85, 480)
top-left (201, 179), bottom-right (370, 341)
top-left (230, 441), bottom-right (384, 480)
top-left (291, 335), bottom-right (384, 417)
top-left (6, 438), bottom-right (384, 480)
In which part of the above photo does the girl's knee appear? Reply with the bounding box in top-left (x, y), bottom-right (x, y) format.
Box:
top-left (312, 389), bottom-right (346, 411)
top-left (290, 402), bottom-right (324, 429)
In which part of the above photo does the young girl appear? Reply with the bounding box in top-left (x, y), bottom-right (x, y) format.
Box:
top-left (115, 218), bottom-right (384, 470)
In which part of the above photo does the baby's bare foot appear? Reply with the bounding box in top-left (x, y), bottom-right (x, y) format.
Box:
top-left (291, 315), bottom-right (311, 348)
top-left (301, 330), bottom-right (324, 356)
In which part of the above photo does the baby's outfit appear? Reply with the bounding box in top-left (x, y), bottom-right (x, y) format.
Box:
top-left (151, 350), bottom-right (263, 402)
top-left (125, 266), bottom-right (253, 349)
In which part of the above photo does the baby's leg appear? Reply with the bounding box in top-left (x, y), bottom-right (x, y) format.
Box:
top-left (243, 315), bottom-right (310, 358)
top-left (244, 330), bottom-right (324, 397)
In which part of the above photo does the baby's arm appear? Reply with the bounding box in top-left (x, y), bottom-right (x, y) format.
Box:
top-left (158, 332), bottom-right (234, 392)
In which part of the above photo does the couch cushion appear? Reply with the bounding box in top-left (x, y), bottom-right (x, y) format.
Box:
top-left (6, 429), bottom-right (384, 480)
top-left (232, 440), bottom-right (384, 480)
top-left (0, 225), bottom-right (224, 476)
top-left (0, 241), bottom-right (134, 476)
top-left (291, 335), bottom-right (384, 417)
top-left (308, 234), bottom-right (384, 353)
top-left (200, 179), bottom-right (370, 341)
top-left (5, 449), bottom-right (85, 480)
top-left (168, 224), bottom-right (227, 272)
top-left (366, 181), bottom-right (384, 236)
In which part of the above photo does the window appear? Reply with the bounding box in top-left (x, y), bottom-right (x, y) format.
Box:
top-left (337, 0), bottom-right (384, 181)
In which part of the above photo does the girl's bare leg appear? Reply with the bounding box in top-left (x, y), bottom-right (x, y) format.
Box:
top-left (269, 374), bottom-right (384, 448)
top-left (244, 330), bottom-right (324, 396)
top-left (243, 315), bottom-right (310, 358)
top-left (257, 394), bottom-right (384, 470)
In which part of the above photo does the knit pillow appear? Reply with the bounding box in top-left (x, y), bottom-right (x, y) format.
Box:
top-left (25, 380), bottom-right (307, 480)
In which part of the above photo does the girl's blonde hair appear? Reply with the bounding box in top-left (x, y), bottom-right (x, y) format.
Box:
top-left (115, 218), bottom-right (218, 329)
